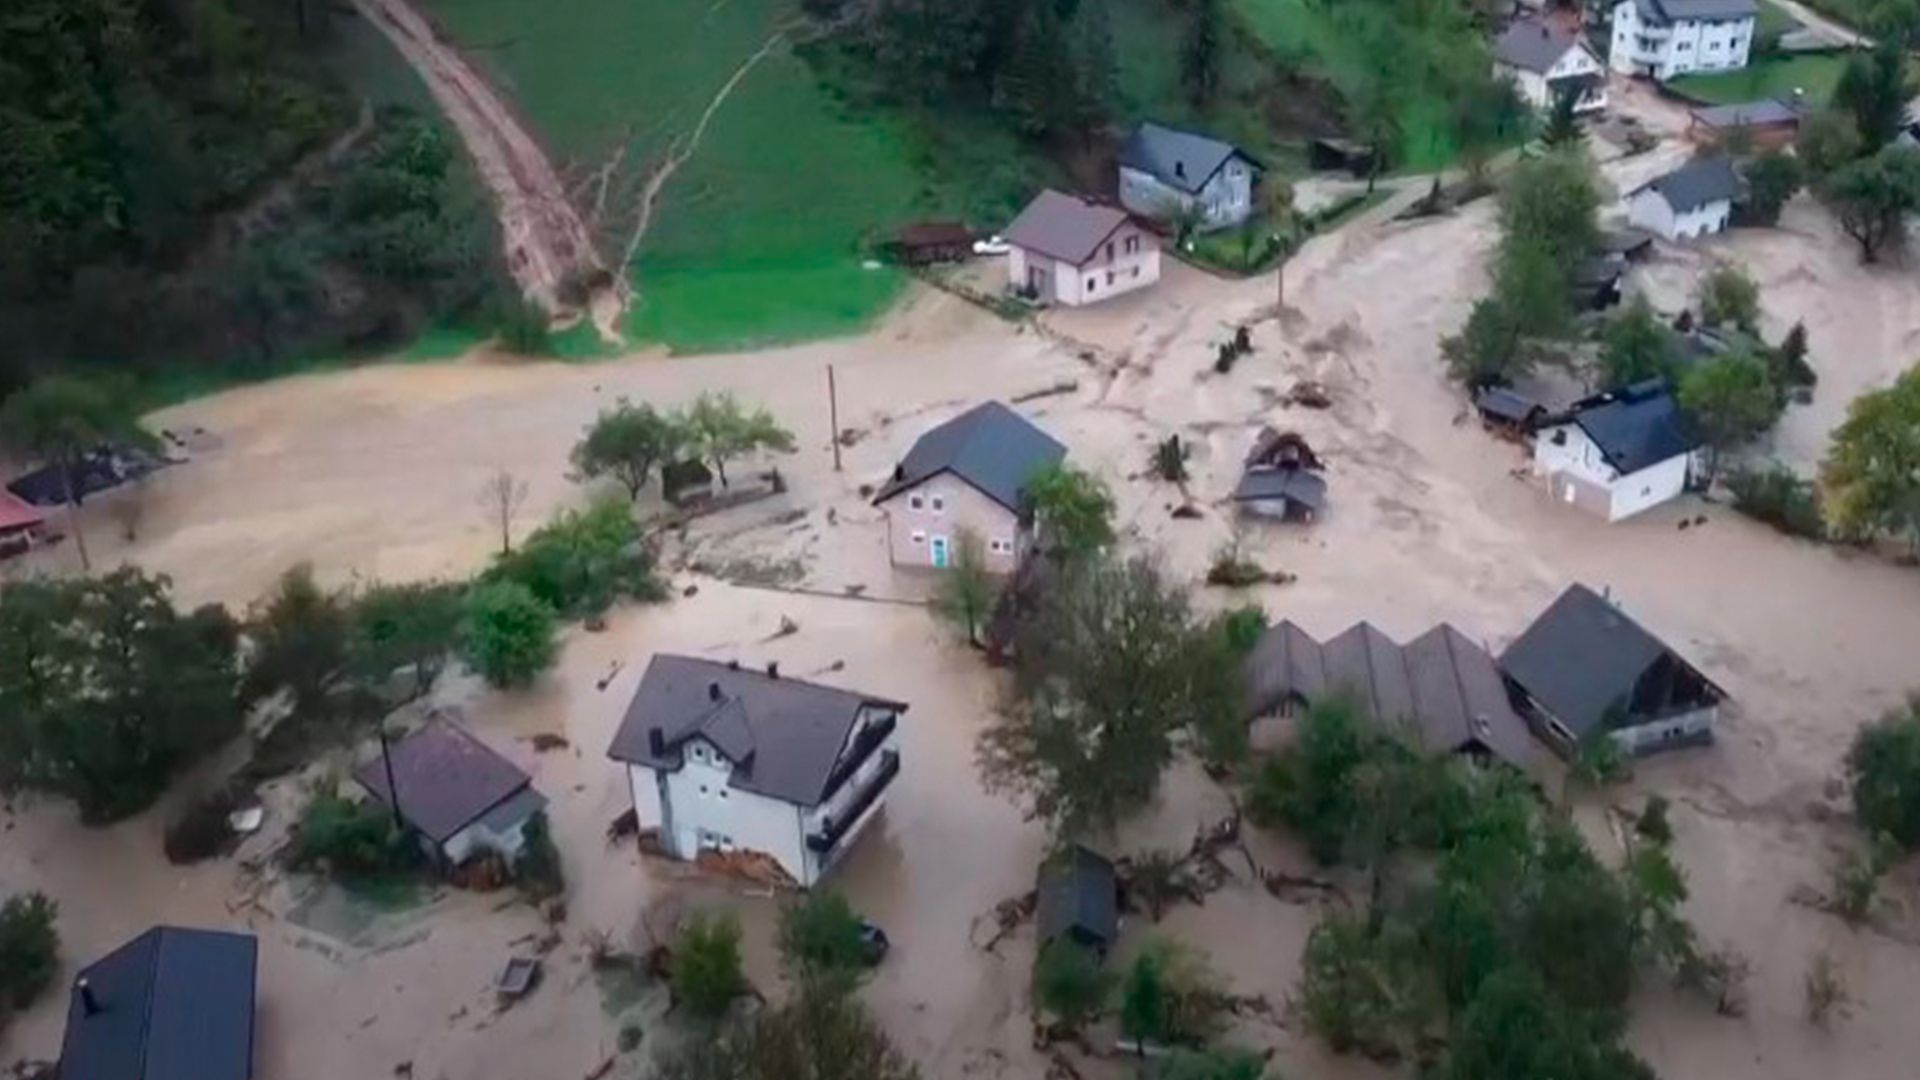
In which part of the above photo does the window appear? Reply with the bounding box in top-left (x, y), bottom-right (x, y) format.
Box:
top-left (1106, 270), bottom-right (1115, 285)
top-left (691, 744), bottom-right (707, 762)
top-left (989, 538), bottom-right (1013, 554)
top-left (1106, 242), bottom-right (1115, 261)
top-left (930, 494), bottom-right (945, 513)
top-left (1086, 276), bottom-right (1097, 291)
top-left (1132, 267), bottom-right (1140, 279)
top-left (910, 529), bottom-right (926, 545)
top-left (719, 789), bottom-right (729, 800)
top-left (908, 494), bottom-right (923, 511)
top-left (1125, 235), bottom-right (1140, 254)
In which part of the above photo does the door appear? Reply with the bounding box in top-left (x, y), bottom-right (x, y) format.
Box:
top-left (930, 535), bottom-right (950, 568)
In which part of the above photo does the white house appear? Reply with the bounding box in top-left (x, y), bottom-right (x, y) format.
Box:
top-left (607, 655), bottom-right (907, 888)
top-left (353, 718), bottom-right (548, 866)
top-left (1626, 156), bottom-right (1740, 239)
top-left (1609, 0), bottom-right (1755, 80)
top-left (1005, 189), bottom-right (1160, 307)
top-left (1533, 379), bottom-right (1703, 522)
top-left (1116, 122), bottom-right (1262, 231)
top-left (1493, 17), bottom-right (1609, 113)
top-left (871, 401), bottom-right (1066, 574)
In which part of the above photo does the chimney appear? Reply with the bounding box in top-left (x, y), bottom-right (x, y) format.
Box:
top-left (647, 727), bottom-right (665, 756)
top-left (78, 977), bottom-right (99, 1016)
top-left (708, 682), bottom-right (722, 702)
top-left (1174, 160), bottom-right (1186, 179)
top-left (766, 661), bottom-right (780, 679)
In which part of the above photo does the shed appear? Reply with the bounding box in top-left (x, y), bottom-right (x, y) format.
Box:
top-left (60, 926), bottom-right (258, 1080)
top-left (894, 221), bottom-right (974, 265)
top-left (1232, 467), bottom-right (1328, 522)
top-left (1688, 99), bottom-right (1801, 150)
top-left (1474, 386), bottom-right (1546, 434)
top-left (1037, 845), bottom-right (1120, 955)
top-left (354, 718), bottom-right (547, 866)
top-left (1309, 138), bottom-right (1378, 177)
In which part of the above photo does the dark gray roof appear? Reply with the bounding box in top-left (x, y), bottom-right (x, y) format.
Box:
top-left (1117, 122), bottom-right (1258, 195)
top-left (1402, 624), bottom-right (1541, 769)
top-left (1475, 386), bottom-right (1544, 423)
top-left (61, 927), bottom-right (257, 1080)
top-left (353, 719), bottom-right (534, 844)
top-left (1632, 156), bottom-right (1741, 213)
top-left (1037, 845), bottom-right (1118, 949)
top-left (607, 655), bottom-right (907, 807)
top-left (1494, 18), bottom-right (1585, 74)
top-left (1500, 584), bottom-right (1688, 738)
top-left (1562, 379), bottom-right (1700, 474)
top-left (1243, 619), bottom-right (1328, 716)
top-left (1634, 0), bottom-right (1757, 23)
top-left (1692, 99), bottom-right (1801, 129)
top-left (1004, 189), bottom-right (1135, 265)
top-left (1232, 467), bottom-right (1328, 510)
top-left (872, 401), bottom-right (1067, 512)
top-left (1324, 622), bottom-right (1417, 723)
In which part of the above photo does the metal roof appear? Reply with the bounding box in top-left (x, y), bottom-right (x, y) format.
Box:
top-left (353, 719), bottom-right (535, 843)
top-left (1037, 845), bottom-right (1118, 949)
top-left (1003, 189), bottom-right (1135, 266)
top-left (1562, 380), bottom-right (1701, 475)
top-left (1116, 122), bottom-right (1257, 195)
top-left (607, 655), bottom-right (907, 807)
top-left (1631, 155), bottom-right (1742, 213)
top-left (1635, 0), bottom-right (1758, 23)
top-left (1232, 467), bottom-right (1328, 510)
top-left (1493, 18), bottom-right (1586, 74)
top-left (1500, 584), bottom-right (1699, 738)
top-left (60, 927), bottom-right (257, 1080)
top-left (1691, 99), bottom-right (1801, 129)
top-left (1475, 386), bottom-right (1544, 423)
top-left (871, 401), bottom-right (1067, 513)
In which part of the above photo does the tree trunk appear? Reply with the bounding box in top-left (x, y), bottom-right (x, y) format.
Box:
top-left (713, 456), bottom-right (729, 489)
top-left (1275, 252), bottom-right (1287, 310)
top-left (62, 461), bottom-right (91, 572)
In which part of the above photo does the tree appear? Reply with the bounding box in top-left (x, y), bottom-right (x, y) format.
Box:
top-left (478, 469), bottom-right (528, 556)
top-left (1743, 151), bottom-right (1803, 226)
top-left (1346, 70), bottom-right (1403, 193)
top-left (244, 564), bottom-right (354, 724)
top-left (1500, 150), bottom-right (1600, 265)
top-left (1819, 364), bottom-right (1920, 545)
top-left (684, 391), bottom-right (796, 489)
top-left (484, 497), bottom-right (664, 618)
top-left (1442, 296), bottom-right (1533, 389)
top-left (933, 529), bottom-right (998, 647)
top-left (1497, 235), bottom-right (1574, 338)
top-left (1542, 84), bottom-right (1582, 147)
top-left (1771, 321), bottom-right (1816, 393)
top-left (778, 890), bottom-right (869, 981)
top-left (351, 580), bottom-right (465, 698)
top-left (660, 974), bottom-right (920, 1080)
top-left (1453, 75), bottom-right (1528, 185)
top-left (0, 375), bottom-right (155, 570)
top-left (1695, 265), bottom-right (1761, 333)
top-left (1834, 43), bottom-right (1912, 152)
top-left (978, 555), bottom-right (1227, 836)
top-left (1129, 848), bottom-right (1186, 922)
top-left (1069, 0), bottom-right (1118, 136)
top-left (1025, 463), bottom-right (1116, 561)
top-left (866, 0), bottom-right (989, 107)
top-left (1437, 967), bottom-right (1655, 1080)
top-left (1796, 108), bottom-right (1865, 178)
top-left (1032, 939), bottom-right (1112, 1031)
top-left (462, 581), bottom-right (558, 690)
top-left (1679, 350), bottom-right (1779, 477)
top-left (1846, 700), bottom-right (1920, 848)
top-left (675, 911), bottom-right (749, 1021)
top-left (1182, 0), bottom-right (1224, 107)
top-left (514, 810), bottom-right (565, 897)
top-left (571, 400), bottom-right (685, 500)
top-left (1157, 1049), bottom-right (1266, 1080)
top-left (0, 893), bottom-right (58, 1031)
top-left (1600, 297), bottom-right (1678, 389)
top-left (1121, 947), bottom-right (1170, 1052)
top-left (1821, 145), bottom-right (1920, 263)
top-left (291, 789), bottom-right (405, 876)
top-left (1297, 914), bottom-right (1429, 1059)
top-left (0, 570), bottom-right (243, 822)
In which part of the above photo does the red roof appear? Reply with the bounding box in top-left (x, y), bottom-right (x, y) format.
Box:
top-left (0, 489), bottom-right (45, 534)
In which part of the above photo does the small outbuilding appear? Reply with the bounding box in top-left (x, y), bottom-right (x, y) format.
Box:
top-left (1626, 156), bottom-right (1741, 241)
top-left (1474, 386), bottom-right (1547, 437)
top-left (1234, 427), bottom-right (1327, 522)
top-left (893, 221), bottom-right (974, 265)
top-left (60, 926), bottom-right (258, 1080)
top-left (1688, 98), bottom-right (1801, 150)
top-left (1037, 845), bottom-right (1120, 956)
top-left (354, 718), bottom-right (548, 867)
top-left (1309, 137), bottom-right (1378, 177)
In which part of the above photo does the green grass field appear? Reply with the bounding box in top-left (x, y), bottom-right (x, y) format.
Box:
top-left (1669, 54), bottom-right (1850, 106)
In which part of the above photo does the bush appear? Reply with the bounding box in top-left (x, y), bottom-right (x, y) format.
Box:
top-left (1152, 434), bottom-right (1191, 483)
top-left (292, 791), bottom-right (406, 877)
top-left (514, 810), bottom-right (564, 898)
top-left (1298, 914), bottom-right (1427, 1060)
top-left (0, 893), bottom-right (59, 1027)
top-left (463, 581), bottom-right (559, 690)
top-left (483, 498), bottom-right (664, 618)
top-left (1846, 701), bottom-right (1920, 848)
top-left (1635, 795), bottom-right (1675, 846)
top-left (1728, 465), bottom-right (1826, 540)
top-left (1696, 265), bottom-right (1761, 333)
top-left (164, 789), bottom-right (242, 864)
top-left (1032, 938), bottom-right (1112, 1030)
top-left (494, 296), bottom-right (553, 356)
top-left (674, 911), bottom-right (749, 1021)
top-left (1157, 1048), bottom-right (1266, 1080)
top-left (777, 890), bottom-right (868, 978)
top-left (1217, 605), bottom-right (1268, 654)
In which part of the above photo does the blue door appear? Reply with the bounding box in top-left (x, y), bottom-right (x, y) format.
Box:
top-left (930, 535), bottom-right (950, 568)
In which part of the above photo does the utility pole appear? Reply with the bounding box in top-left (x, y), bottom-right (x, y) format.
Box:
top-left (378, 728), bottom-right (404, 833)
top-left (827, 364), bottom-right (843, 473)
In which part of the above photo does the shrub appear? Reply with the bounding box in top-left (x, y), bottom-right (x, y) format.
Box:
top-left (1635, 795), bottom-right (1675, 846)
top-left (1298, 914), bottom-right (1426, 1060)
top-left (1217, 605), bottom-right (1267, 654)
top-left (777, 890), bottom-right (868, 978)
top-left (292, 791), bottom-right (405, 876)
top-left (164, 789), bottom-right (242, 864)
top-left (674, 911), bottom-right (749, 1021)
top-left (1157, 1048), bottom-right (1266, 1080)
top-left (1032, 938), bottom-right (1112, 1031)
top-left (1152, 434), bottom-right (1191, 483)
top-left (1728, 465), bottom-right (1826, 540)
top-left (514, 810), bottom-right (564, 898)
top-left (483, 498), bottom-right (664, 618)
top-left (463, 581), bottom-right (559, 690)
top-left (1804, 951), bottom-right (1851, 1027)
top-left (494, 296), bottom-right (553, 356)
top-left (1846, 702), bottom-right (1920, 848)
top-left (0, 893), bottom-right (59, 1026)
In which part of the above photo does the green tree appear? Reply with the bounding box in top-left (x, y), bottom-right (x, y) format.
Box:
top-left (1600, 297), bottom-right (1678, 388)
top-left (1542, 84), bottom-right (1582, 147)
top-left (1454, 76), bottom-right (1529, 184)
top-left (291, 789), bottom-right (405, 876)
top-left (1834, 43), bottom-right (1913, 152)
top-left (1442, 296), bottom-right (1532, 389)
top-left (1025, 463), bottom-right (1116, 561)
top-left (1679, 350), bottom-right (1779, 477)
top-left (676, 911), bottom-right (750, 1021)
top-left (1821, 145), bottom-right (1920, 263)
top-left (0, 375), bottom-right (156, 570)
top-left (1069, 0), bottom-right (1118, 135)
top-left (684, 391), bottom-right (797, 489)
top-left (1032, 938), bottom-right (1112, 1031)
top-left (0, 570), bottom-right (243, 822)
top-left (244, 564), bottom-right (355, 724)
top-left (514, 810), bottom-right (565, 897)
top-left (1847, 701), bottom-right (1920, 848)
top-left (778, 890), bottom-right (870, 980)
top-left (933, 529), bottom-right (998, 647)
top-left (1297, 914), bottom-right (1429, 1059)
top-left (1796, 108), bottom-right (1865, 178)
top-left (1497, 235), bottom-right (1574, 338)
top-left (484, 497), bottom-right (664, 618)
top-left (994, 1), bottom-right (1069, 137)
top-left (1345, 69), bottom-right (1403, 193)
top-left (350, 580), bottom-right (465, 698)
top-left (867, 0), bottom-right (989, 106)
top-left (571, 400), bottom-right (687, 500)
top-left (1743, 151), bottom-right (1804, 226)
top-left (462, 581), bottom-right (558, 690)
top-left (1182, 0), bottom-right (1224, 107)
top-left (1696, 265), bottom-right (1761, 333)
top-left (0, 892), bottom-right (59, 1032)
top-left (660, 974), bottom-right (920, 1080)
top-left (1437, 967), bottom-right (1655, 1080)
top-left (1771, 321), bottom-right (1816, 392)
top-left (1247, 697), bottom-right (1367, 863)
top-left (1820, 364), bottom-right (1920, 545)
top-left (1157, 1049), bottom-right (1266, 1080)
top-left (1500, 150), bottom-right (1600, 266)
top-left (1121, 947), bottom-right (1170, 1052)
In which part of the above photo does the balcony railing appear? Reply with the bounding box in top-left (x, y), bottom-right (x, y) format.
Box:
top-left (807, 750), bottom-right (900, 855)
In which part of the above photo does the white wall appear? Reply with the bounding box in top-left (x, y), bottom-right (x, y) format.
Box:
top-left (1534, 422), bottom-right (1689, 521)
top-left (1627, 190), bottom-right (1730, 240)
top-left (1119, 160), bottom-right (1255, 230)
top-left (1611, 704), bottom-right (1717, 754)
top-left (1606, 452), bottom-right (1690, 521)
top-left (637, 738), bottom-right (811, 884)
top-left (800, 708), bottom-right (902, 884)
top-left (1011, 222), bottom-right (1159, 307)
top-left (884, 472), bottom-right (1026, 573)
top-left (441, 816), bottom-right (531, 865)
top-left (1610, 1), bottom-right (1752, 78)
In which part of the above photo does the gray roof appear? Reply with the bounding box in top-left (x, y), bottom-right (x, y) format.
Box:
top-left (1232, 466), bottom-right (1328, 510)
top-left (1004, 189), bottom-right (1135, 265)
top-left (1561, 379), bottom-right (1700, 474)
top-left (1242, 619), bottom-right (1329, 717)
top-left (1117, 122), bottom-right (1258, 195)
top-left (1500, 584), bottom-right (1700, 738)
top-left (607, 655), bottom-right (907, 807)
top-left (1037, 845), bottom-right (1118, 949)
top-left (1475, 386), bottom-right (1544, 423)
top-left (1634, 0), bottom-right (1757, 24)
top-left (61, 927), bottom-right (257, 1080)
top-left (1691, 99), bottom-right (1801, 129)
top-left (1494, 18), bottom-right (1586, 74)
top-left (1402, 625), bottom-right (1542, 770)
top-left (354, 719), bottom-right (535, 844)
top-left (1324, 622), bottom-right (1417, 724)
top-left (1633, 156), bottom-right (1741, 213)
top-left (872, 401), bottom-right (1067, 512)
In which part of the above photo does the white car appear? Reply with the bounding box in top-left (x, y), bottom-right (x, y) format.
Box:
top-left (972, 235), bottom-right (1010, 256)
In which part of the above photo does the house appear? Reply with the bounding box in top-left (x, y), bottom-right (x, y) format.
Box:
top-left (6, 444), bottom-right (167, 507)
top-left (1502, 583), bottom-right (1727, 755)
top-left (1609, 0), bottom-right (1756, 80)
top-left (353, 718), bottom-right (548, 866)
top-left (1626, 156), bottom-right (1740, 240)
top-left (892, 221), bottom-right (974, 265)
top-left (1533, 378), bottom-right (1703, 521)
top-left (60, 926), bottom-right (258, 1080)
top-left (1493, 17), bottom-right (1609, 113)
top-left (1233, 428), bottom-right (1328, 522)
top-left (1308, 137), bottom-right (1378, 177)
top-left (871, 401), bottom-right (1067, 573)
top-left (1117, 122), bottom-right (1263, 231)
top-left (1688, 99), bottom-right (1801, 150)
top-left (606, 655), bottom-right (907, 888)
top-left (1005, 190), bottom-right (1161, 307)
top-left (0, 489), bottom-right (47, 558)
top-left (1569, 253), bottom-right (1628, 311)
top-left (1474, 386), bottom-right (1547, 437)
top-left (1241, 619), bottom-right (1544, 776)
top-left (1037, 845), bottom-right (1120, 957)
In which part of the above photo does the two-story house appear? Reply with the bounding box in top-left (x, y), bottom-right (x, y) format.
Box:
top-left (1626, 155), bottom-right (1741, 240)
top-left (1116, 122), bottom-right (1263, 231)
top-left (1494, 17), bottom-right (1609, 113)
top-left (1005, 189), bottom-right (1161, 307)
top-left (872, 401), bottom-right (1067, 574)
top-left (1533, 379), bottom-right (1704, 521)
top-left (1609, 0), bottom-right (1755, 80)
top-left (607, 655), bottom-right (907, 888)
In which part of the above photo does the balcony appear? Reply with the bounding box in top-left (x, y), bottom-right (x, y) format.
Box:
top-left (807, 750), bottom-right (900, 855)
